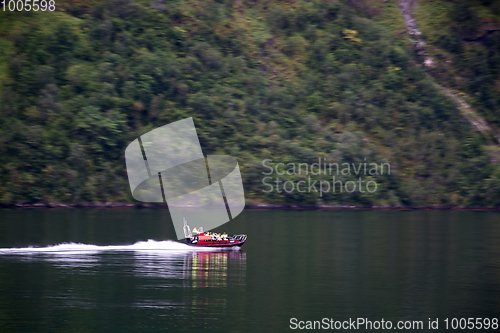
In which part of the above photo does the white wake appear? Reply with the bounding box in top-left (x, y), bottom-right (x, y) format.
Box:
top-left (0, 239), bottom-right (225, 254)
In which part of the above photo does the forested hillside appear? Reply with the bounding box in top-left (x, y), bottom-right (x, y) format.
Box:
top-left (1, 0), bottom-right (499, 207)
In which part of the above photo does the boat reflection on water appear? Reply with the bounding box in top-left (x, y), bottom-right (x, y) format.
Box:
top-left (130, 248), bottom-right (247, 319)
top-left (181, 251), bottom-right (247, 322)
top-left (0, 241), bottom-right (247, 289)
top-left (0, 241), bottom-right (247, 319)
top-left (182, 251), bottom-right (246, 288)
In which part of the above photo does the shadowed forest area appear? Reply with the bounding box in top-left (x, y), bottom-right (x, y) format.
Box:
top-left (1, 0), bottom-right (500, 207)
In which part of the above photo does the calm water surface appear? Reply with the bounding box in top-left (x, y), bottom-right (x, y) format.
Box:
top-left (0, 209), bottom-right (498, 332)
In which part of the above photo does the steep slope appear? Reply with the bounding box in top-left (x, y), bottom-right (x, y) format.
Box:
top-left (0, 0), bottom-right (499, 207)
top-left (397, 0), bottom-right (500, 172)
top-left (408, 0), bottom-right (500, 128)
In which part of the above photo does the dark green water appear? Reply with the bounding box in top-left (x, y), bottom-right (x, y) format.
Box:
top-left (0, 209), bottom-right (499, 332)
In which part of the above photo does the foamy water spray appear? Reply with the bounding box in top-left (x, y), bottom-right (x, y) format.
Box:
top-left (0, 240), bottom-right (230, 254)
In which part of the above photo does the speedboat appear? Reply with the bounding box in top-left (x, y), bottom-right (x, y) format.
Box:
top-left (183, 218), bottom-right (247, 248)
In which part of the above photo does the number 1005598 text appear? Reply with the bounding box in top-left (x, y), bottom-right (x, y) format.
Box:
top-left (2, 0), bottom-right (55, 11)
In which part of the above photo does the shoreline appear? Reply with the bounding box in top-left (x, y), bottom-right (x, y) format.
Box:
top-left (1, 202), bottom-right (500, 211)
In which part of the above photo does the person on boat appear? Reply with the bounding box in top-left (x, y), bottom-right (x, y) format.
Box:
top-left (192, 227), bottom-right (199, 234)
